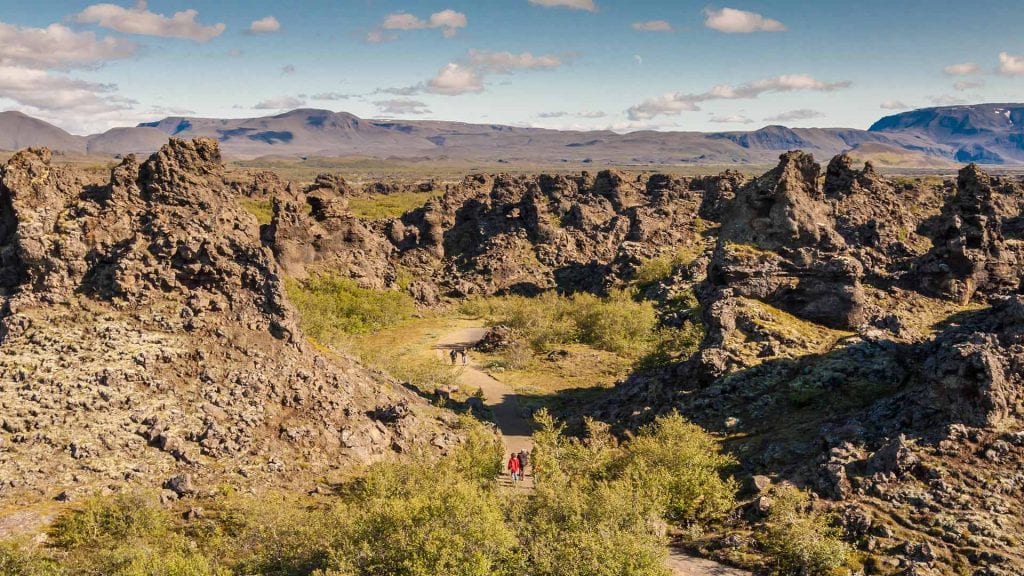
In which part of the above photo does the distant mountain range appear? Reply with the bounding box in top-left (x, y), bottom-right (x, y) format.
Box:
top-left (1, 104), bottom-right (1022, 165)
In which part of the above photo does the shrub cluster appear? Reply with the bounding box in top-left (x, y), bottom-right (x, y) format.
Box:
top-left (462, 290), bottom-right (660, 357)
top-left (759, 485), bottom-right (851, 575)
top-left (3, 414), bottom-right (741, 576)
top-left (284, 274), bottom-right (415, 341)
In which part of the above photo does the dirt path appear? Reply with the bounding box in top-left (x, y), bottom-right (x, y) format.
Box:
top-left (436, 327), bottom-right (534, 488)
top-left (435, 327), bottom-right (751, 576)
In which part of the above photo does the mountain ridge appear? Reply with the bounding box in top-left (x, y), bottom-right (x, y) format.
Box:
top-left (1, 104), bottom-right (1021, 165)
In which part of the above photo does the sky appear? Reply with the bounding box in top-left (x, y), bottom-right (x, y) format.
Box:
top-left (0, 0), bottom-right (1022, 135)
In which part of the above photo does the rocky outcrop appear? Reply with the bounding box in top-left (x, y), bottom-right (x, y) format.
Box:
top-left (911, 165), bottom-right (1022, 303)
top-left (824, 153), bottom-right (940, 281)
top-left (697, 152), bottom-right (867, 378)
top-left (266, 186), bottom-right (397, 289)
top-left (388, 170), bottom-right (705, 297)
top-left (0, 139), bottom-right (448, 504)
top-left (921, 296), bottom-right (1024, 428)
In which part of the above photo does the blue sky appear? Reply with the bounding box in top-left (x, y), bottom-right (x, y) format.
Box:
top-left (1, 0), bottom-right (1022, 134)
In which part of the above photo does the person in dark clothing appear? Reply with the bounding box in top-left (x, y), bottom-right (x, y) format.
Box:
top-left (449, 349), bottom-right (458, 365)
top-left (517, 449), bottom-right (529, 478)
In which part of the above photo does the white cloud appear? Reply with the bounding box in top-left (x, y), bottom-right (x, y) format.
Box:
top-left (632, 20), bottom-right (673, 32)
top-left (703, 7), bottom-right (786, 33)
top-left (943, 62), bottom-right (979, 75)
top-left (0, 66), bottom-right (122, 111)
top-left (998, 51), bottom-right (1024, 75)
top-left (928, 94), bottom-right (967, 106)
top-left (248, 16), bottom-right (280, 34)
top-left (380, 9), bottom-right (467, 38)
top-left (254, 96), bottom-right (306, 109)
top-left (281, 64), bottom-right (296, 75)
top-left (149, 105), bottom-right (195, 115)
top-left (764, 108), bottom-right (824, 122)
top-left (365, 29), bottom-right (398, 43)
top-left (953, 79), bottom-right (984, 91)
top-left (423, 49), bottom-right (565, 96)
top-left (0, 21), bottom-right (136, 69)
top-left (467, 49), bottom-right (562, 72)
top-left (628, 74), bottom-right (849, 120)
top-left (0, 65), bottom-right (143, 133)
top-left (634, 54), bottom-right (643, 65)
top-left (310, 92), bottom-right (352, 101)
top-left (880, 100), bottom-right (911, 110)
top-left (375, 99), bottom-right (431, 115)
top-left (0, 20), bottom-right (140, 133)
top-left (538, 110), bottom-right (606, 119)
top-left (427, 63), bottom-right (484, 95)
top-left (528, 0), bottom-right (597, 11)
top-left (76, 1), bottom-right (225, 43)
top-left (709, 114), bottom-right (753, 124)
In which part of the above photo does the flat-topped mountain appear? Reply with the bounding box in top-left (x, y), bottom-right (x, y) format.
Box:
top-left (2, 104), bottom-right (1023, 165)
top-left (869, 103), bottom-right (1024, 163)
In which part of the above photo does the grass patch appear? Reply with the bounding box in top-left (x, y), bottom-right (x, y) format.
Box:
top-left (239, 198), bottom-right (274, 225)
top-left (347, 191), bottom-right (442, 220)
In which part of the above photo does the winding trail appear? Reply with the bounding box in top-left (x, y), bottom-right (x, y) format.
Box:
top-left (434, 327), bottom-right (751, 576)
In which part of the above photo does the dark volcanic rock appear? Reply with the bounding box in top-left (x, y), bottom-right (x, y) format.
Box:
top-left (911, 164), bottom-right (1022, 303)
top-left (920, 296), bottom-right (1024, 427)
top-left (702, 151), bottom-right (867, 367)
top-left (0, 139), bottom-right (447, 505)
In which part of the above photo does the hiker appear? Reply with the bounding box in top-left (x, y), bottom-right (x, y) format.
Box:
top-left (461, 349), bottom-right (469, 366)
top-left (449, 349), bottom-right (458, 365)
top-left (517, 449), bottom-right (529, 479)
top-left (507, 452), bottom-right (521, 483)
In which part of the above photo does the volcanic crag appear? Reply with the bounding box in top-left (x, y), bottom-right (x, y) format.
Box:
top-left (0, 139), bottom-right (454, 512)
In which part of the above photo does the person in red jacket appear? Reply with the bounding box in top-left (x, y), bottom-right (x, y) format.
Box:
top-left (507, 452), bottom-right (521, 483)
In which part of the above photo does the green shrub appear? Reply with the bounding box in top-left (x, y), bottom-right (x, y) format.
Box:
top-left (526, 411), bottom-right (670, 576)
top-left (49, 493), bottom-right (172, 550)
top-left (285, 274), bottom-right (415, 341)
top-left (624, 413), bottom-right (737, 524)
top-left (323, 425), bottom-right (518, 576)
top-left (633, 257), bottom-right (675, 288)
top-left (47, 494), bottom-right (226, 576)
top-left (632, 250), bottom-right (700, 289)
top-left (462, 290), bottom-right (659, 357)
top-left (760, 485), bottom-right (851, 575)
top-left (0, 542), bottom-right (62, 576)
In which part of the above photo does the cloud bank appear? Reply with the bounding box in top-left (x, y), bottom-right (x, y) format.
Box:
top-left (628, 74), bottom-right (849, 120)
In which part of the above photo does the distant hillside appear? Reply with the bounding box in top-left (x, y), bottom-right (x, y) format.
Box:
top-left (2, 104), bottom-right (1023, 165)
top-left (869, 103), bottom-right (1024, 164)
top-left (0, 111), bottom-right (86, 153)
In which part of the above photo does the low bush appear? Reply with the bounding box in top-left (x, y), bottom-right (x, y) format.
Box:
top-left (11, 414), bottom-right (743, 576)
top-left (624, 413), bottom-right (737, 524)
top-left (285, 274), bottom-right (415, 341)
top-left (462, 290), bottom-right (659, 357)
top-left (760, 485), bottom-right (851, 575)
